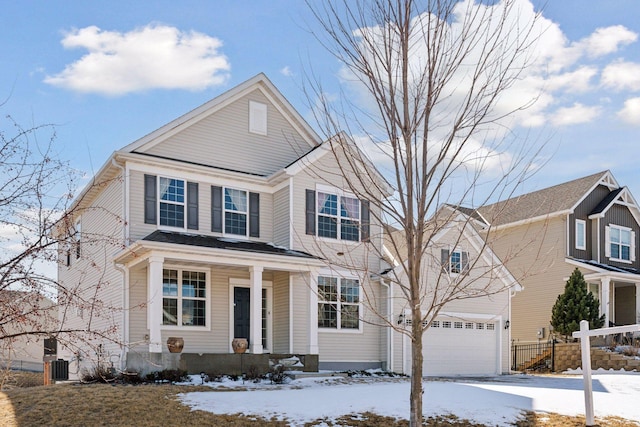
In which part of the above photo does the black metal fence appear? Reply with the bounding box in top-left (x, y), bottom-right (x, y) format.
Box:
top-left (511, 341), bottom-right (555, 372)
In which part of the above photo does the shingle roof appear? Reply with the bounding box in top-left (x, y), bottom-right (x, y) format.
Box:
top-left (590, 187), bottom-right (624, 216)
top-left (476, 171), bottom-right (609, 226)
top-left (142, 230), bottom-right (319, 259)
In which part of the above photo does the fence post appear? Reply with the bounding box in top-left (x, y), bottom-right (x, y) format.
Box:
top-left (551, 340), bottom-right (555, 372)
top-left (511, 344), bottom-right (517, 371)
top-left (43, 362), bottom-right (51, 386)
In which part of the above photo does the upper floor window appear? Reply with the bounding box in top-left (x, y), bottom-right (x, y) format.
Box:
top-left (318, 276), bottom-right (360, 330)
top-left (607, 224), bottom-right (633, 262)
top-left (144, 174), bottom-right (199, 230)
top-left (159, 177), bottom-right (185, 228)
top-left (441, 248), bottom-right (469, 275)
top-left (306, 188), bottom-right (370, 242)
top-left (224, 188), bottom-right (247, 235)
top-left (162, 268), bottom-right (207, 327)
top-left (575, 219), bottom-right (586, 250)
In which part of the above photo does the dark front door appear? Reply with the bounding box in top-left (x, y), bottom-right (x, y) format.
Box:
top-left (234, 287), bottom-right (250, 342)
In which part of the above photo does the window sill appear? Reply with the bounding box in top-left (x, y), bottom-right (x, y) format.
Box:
top-left (608, 257), bottom-right (632, 264)
top-left (161, 325), bottom-right (211, 332)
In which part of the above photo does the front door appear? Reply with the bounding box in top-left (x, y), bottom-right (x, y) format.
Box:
top-left (234, 287), bottom-right (251, 342)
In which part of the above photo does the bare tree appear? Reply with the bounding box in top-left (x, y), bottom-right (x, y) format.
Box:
top-left (305, 1), bottom-right (546, 424)
top-left (0, 107), bottom-right (124, 385)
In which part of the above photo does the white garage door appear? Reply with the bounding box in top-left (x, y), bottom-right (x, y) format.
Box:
top-left (405, 319), bottom-right (499, 376)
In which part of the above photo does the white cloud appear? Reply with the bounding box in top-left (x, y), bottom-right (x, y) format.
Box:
top-left (576, 25), bottom-right (638, 58)
top-left (550, 103), bottom-right (601, 126)
top-left (280, 66), bottom-right (293, 77)
top-left (601, 60), bottom-right (640, 91)
top-left (544, 67), bottom-right (598, 93)
top-left (617, 97), bottom-right (640, 125)
top-left (44, 25), bottom-right (230, 95)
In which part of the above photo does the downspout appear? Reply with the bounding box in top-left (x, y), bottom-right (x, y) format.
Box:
top-left (288, 176), bottom-right (294, 354)
top-left (111, 158), bottom-right (129, 370)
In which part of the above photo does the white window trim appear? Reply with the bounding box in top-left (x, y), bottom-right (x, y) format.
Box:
top-left (575, 219), bottom-right (586, 250)
top-left (228, 278), bottom-right (273, 353)
top-left (223, 186), bottom-right (249, 238)
top-left (317, 270), bottom-right (364, 334)
top-left (160, 265), bottom-right (211, 331)
top-left (314, 184), bottom-right (362, 243)
top-left (157, 175), bottom-right (187, 231)
top-left (607, 224), bottom-right (634, 264)
top-left (449, 249), bottom-right (463, 275)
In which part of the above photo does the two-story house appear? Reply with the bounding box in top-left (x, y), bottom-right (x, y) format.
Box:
top-left (459, 171), bottom-right (640, 343)
top-left (57, 74), bottom-right (388, 377)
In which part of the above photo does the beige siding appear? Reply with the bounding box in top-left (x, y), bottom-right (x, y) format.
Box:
top-left (291, 273), bottom-right (310, 354)
top-left (273, 186), bottom-right (290, 247)
top-left (318, 278), bottom-right (384, 363)
top-left (128, 169), bottom-right (274, 243)
top-left (272, 271), bottom-right (290, 353)
top-left (144, 90), bottom-right (313, 176)
top-left (488, 216), bottom-right (569, 342)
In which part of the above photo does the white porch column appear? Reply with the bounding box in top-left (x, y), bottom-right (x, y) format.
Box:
top-left (636, 283), bottom-right (640, 324)
top-left (147, 256), bottom-right (164, 353)
top-left (308, 269), bottom-right (320, 355)
top-left (249, 265), bottom-right (264, 354)
top-left (601, 277), bottom-right (611, 326)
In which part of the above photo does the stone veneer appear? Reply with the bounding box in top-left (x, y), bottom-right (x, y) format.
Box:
top-left (553, 342), bottom-right (640, 372)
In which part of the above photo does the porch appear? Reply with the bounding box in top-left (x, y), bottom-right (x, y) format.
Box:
top-left (114, 230), bottom-right (326, 373)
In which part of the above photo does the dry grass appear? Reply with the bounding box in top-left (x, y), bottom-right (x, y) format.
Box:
top-left (0, 382), bottom-right (638, 426)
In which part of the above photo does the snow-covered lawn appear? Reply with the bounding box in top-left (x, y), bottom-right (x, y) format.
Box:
top-left (179, 370), bottom-right (640, 426)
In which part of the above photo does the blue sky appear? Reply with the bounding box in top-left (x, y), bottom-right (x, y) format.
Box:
top-left (2, 0), bottom-right (640, 197)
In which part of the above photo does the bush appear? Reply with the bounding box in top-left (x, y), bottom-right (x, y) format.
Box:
top-left (267, 364), bottom-right (289, 384)
top-left (81, 364), bottom-right (117, 383)
top-left (244, 365), bottom-right (264, 383)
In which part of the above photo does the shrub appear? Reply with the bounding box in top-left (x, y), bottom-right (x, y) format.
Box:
top-left (244, 365), bottom-right (264, 383)
top-left (267, 364), bottom-right (289, 384)
top-left (81, 364), bottom-right (116, 383)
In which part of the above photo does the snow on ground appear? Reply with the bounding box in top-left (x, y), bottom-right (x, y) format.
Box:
top-left (179, 370), bottom-right (640, 426)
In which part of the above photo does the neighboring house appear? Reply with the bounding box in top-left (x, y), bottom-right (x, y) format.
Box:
top-left (0, 290), bottom-right (57, 372)
top-left (462, 170), bottom-right (640, 343)
top-left (57, 74), bottom-right (389, 377)
top-left (385, 211), bottom-right (519, 376)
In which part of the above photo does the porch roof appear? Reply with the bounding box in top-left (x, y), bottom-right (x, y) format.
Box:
top-left (114, 230), bottom-right (324, 271)
top-left (142, 230), bottom-right (319, 259)
top-left (567, 257), bottom-right (640, 280)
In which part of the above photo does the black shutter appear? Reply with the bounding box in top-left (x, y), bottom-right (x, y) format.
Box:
top-left (211, 186), bottom-right (222, 232)
top-left (361, 200), bottom-right (370, 242)
top-left (441, 249), bottom-right (450, 273)
top-left (462, 251), bottom-right (469, 273)
top-left (144, 174), bottom-right (157, 224)
top-left (187, 182), bottom-right (199, 230)
top-left (306, 189), bottom-right (316, 235)
top-left (249, 192), bottom-right (260, 237)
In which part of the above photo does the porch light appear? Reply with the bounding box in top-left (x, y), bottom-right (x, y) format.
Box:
top-left (504, 320), bottom-right (510, 330)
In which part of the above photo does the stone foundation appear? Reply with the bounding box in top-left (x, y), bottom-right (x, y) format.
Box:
top-left (553, 342), bottom-right (640, 372)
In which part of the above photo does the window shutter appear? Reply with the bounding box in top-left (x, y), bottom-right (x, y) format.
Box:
top-left (306, 189), bottom-right (316, 235)
top-left (211, 186), bottom-right (222, 232)
top-left (144, 174), bottom-right (157, 224)
top-left (604, 225), bottom-right (610, 258)
top-left (461, 251), bottom-right (469, 273)
top-left (632, 230), bottom-right (636, 262)
top-left (187, 182), bottom-right (199, 230)
top-left (441, 249), bottom-right (450, 273)
top-left (361, 200), bottom-right (370, 242)
top-left (249, 192), bottom-right (260, 237)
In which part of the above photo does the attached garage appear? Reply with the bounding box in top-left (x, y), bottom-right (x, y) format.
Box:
top-left (403, 317), bottom-right (501, 376)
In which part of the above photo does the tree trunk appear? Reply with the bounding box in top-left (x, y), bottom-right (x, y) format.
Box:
top-left (410, 303), bottom-right (424, 426)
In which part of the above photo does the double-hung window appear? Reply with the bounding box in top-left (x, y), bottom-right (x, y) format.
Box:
top-left (224, 188), bottom-right (247, 235)
top-left (317, 192), bottom-right (360, 241)
top-left (608, 225), bottom-right (632, 261)
top-left (159, 177), bottom-right (185, 228)
top-left (162, 269), bottom-right (207, 327)
top-left (318, 276), bottom-right (360, 330)
top-left (441, 248), bottom-right (469, 274)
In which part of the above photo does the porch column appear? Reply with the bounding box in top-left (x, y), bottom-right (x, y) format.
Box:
top-left (601, 277), bottom-right (611, 326)
top-left (636, 283), bottom-right (640, 324)
top-left (308, 269), bottom-right (320, 355)
top-left (147, 256), bottom-right (164, 353)
top-left (249, 265), bottom-right (264, 354)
